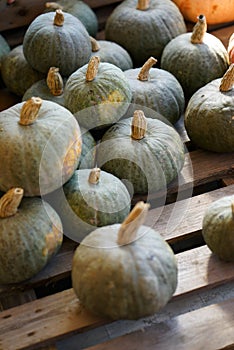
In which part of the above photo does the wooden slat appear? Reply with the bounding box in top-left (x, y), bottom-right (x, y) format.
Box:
top-left (87, 296), bottom-right (234, 350)
top-left (1, 244), bottom-right (234, 349)
top-left (222, 177), bottom-right (234, 186)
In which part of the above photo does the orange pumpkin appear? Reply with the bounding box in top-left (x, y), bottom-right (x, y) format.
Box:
top-left (172, 0), bottom-right (234, 25)
top-left (228, 33), bottom-right (234, 63)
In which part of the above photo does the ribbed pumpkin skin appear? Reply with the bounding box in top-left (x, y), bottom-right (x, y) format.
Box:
top-left (64, 62), bottom-right (132, 130)
top-left (97, 118), bottom-right (185, 194)
top-left (1, 45), bottom-right (45, 96)
top-left (105, 0), bottom-right (186, 67)
top-left (0, 34), bottom-right (10, 69)
top-left (0, 197), bottom-right (63, 284)
top-left (23, 12), bottom-right (92, 76)
top-left (78, 127), bottom-right (96, 169)
top-left (72, 224), bottom-right (177, 320)
top-left (202, 195), bottom-right (234, 262)
top-left (124, 67), bottom-right (185, 124)
top-left (91, 40), bottom-right (133, 71)
top-left (0, 100), bottom-right (82, 196)
top-left (184, 78), bottom-right (234, 152)
top-left (161, 33), bottom-right (229, 100)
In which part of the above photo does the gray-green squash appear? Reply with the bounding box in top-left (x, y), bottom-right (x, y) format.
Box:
top-left (202, 195), bottom-right (234, 262)
top-left (184, 64), bottom-right (234, 153)
top-left (0, 188), bottom-right (63, 284)
top-left (0, 34), bottom-right (10, 86)
top-left (78, 127), bottom-right (96, 169)
top-left (72, 201), bottom-right (178, 320)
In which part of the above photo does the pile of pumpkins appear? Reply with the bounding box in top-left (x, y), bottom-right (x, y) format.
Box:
top-left (0, 0), bottom-right (233, 321)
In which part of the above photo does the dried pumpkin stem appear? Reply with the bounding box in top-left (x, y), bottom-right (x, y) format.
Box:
top-left (90, 36), bottom-right (101, 52)
top-left (19, 97), bottom-right (42, 126)
top-left (47, 67), bottom-right (64, 96)
top-left (86, 56), bottom-right (100, 82)
top-left (0, 188), bottom-right (24, 218)
top-left (54, 9), bottom-right (64, 26)
top-left (137, 0), bottom-right (149, 10)
top-left (131, 110), bottom-right (147, 140)
top-left (138, 57), bottom-right (157, 81)
top-left (88, 168), bottom-right (101, 185)
top-left (219, 64), bottom-right (234, 92)
top-left (191, 14), bottom-right (207, 44)
top-left (117, 201), bottom-right (150, 245)
top-left (45, 2), bottom-right (63, 10)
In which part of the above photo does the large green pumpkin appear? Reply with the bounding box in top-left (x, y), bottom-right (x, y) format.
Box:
top-left (44, 0), bottom-right (98, 37)
top-left (0, 188), bottom-right (63, 284)
top-left (1, 45), bottom-right (45, 97)
top-left (202, 195), bottom-right (234, 262)
top-left (64, 56), bottom-right (132, 130)
top-left (161, 15), bottom-right (230, 100)
top-left (97, 110), bottom-right (185, 195)
top-left (0, 97), bottom-right (82, 196)
top-left (124, 57), bottom-right (185, 124)
top-left (184, 64), bottom-right (234, 153)
top-left (23, 10), bottom-right (91, 76)
top-left (105, 0), bottom-right (186, 67)
top-left (72, 202), bottom-right (178, 320)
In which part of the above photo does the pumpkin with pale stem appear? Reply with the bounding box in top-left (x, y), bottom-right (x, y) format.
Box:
top-left (64, 56), bottom-right (132, 130)
top-left (161, 15), bottom-right (229, 100)
top-left (23, 10), bottom-right (91, 76)
top-left (202, 195), bottom-right (234, 262)
top-left (72, 201), bottom-right (177, 320)
top-left (124, 57), bottom-right (185, 124)
top-left (1, 45), bottom-right (45, 96)
top-left (0, 97), bottom-right (82, 196)
top-left (0, 188), bottom-right (63, 284)
top-left (97, 110), bottom-right (185, 195)
top-left (105, 0), bottom-right (186, 67)
top-left (184, 64), bottom-right (234, 153)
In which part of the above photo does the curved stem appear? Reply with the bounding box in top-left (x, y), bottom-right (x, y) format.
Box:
top-left (136, 0), bottom-right (149, 10)
top-left (88, 168), bottom-right (101, 185)
top-left (19, 97), bottom-right (42, 126)
top-left (219, 64), bottom-right (234, 92)
top-left (54, 9), bottom-right (64, 26)
top-left (131, 110), bottom-right (147, 140)
top-left (137, 57), bottom-right (157, 81)
top-left (46, 67), bottom-right (64, 96)
top-left (191, 14), bottom-right (207, 44)
top-left (45, 2), bottom-right (63, 10)
top-left (86, 56), bottom-right (100, 82)
top-left (0, 188), bottom-right (24, 218)
top-left (90, 36), bottom-right (101, 52)
top-left (117, 201), bottom-right (150, 245)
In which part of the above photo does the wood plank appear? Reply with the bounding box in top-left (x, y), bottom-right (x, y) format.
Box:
top-left (210, 24), bottom-right (234, 49)
top-left (1, 244), bottom-right (234, 349)
top-left (222, 177), bottom-right (234, 186)
top-left (87, 296), bottom-right (234, 350)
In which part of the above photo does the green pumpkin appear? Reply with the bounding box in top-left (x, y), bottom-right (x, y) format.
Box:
top-left (202, 195), bottom-right (234, 262)
top-left (72, 202), bottom-right (177, 320)
top-left (0, 97), bottom-right (82, 196)
top-left (58, 168), bottom-right (131, 241)
top-left (1, 45), bottom-right (45, 96)
top-left (161, 15), bottom-right (230, 100)
top-left (97, 110), bottom-right (185, 195)
top-left (124, 57), bottom-right (185, 124)
top-left (184, 64), bottom-right (234, 153)
top-left (0, 34), bottom-right (10, 83)
top-left (105, 0), bottom-right (186, 67)
top-left (44, 0), bottom-right (98, 37)
top-left (23, 10), bottom-right (91, 76)
top-left (90, 37), bottom-right (133, 71)
top-left (64, 56), bottom-right (132, 130)
top-left (0, 188), bottom-right (63, 284)
top-left (78, 127), bottom-right (96, 170)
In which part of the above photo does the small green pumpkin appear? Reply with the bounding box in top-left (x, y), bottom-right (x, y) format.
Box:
top-left (124, 57), bottom-right (185, 124)
top-left (0, 34), bottom-right (10, 77)
top-left (184, 64), bottom-right (234, 153)
top-left (161, 14), bottom-right (230, 100)
top-left (105, 0), bottom-right (186, 67)
top-left (72, 201), bottom-right (178, 320)
top-left (78, 127), bottom-right (96, 170)
top-left (23, 10), bottom-right (91, 76)
top-left (97, 110), bottom-right (185, 195)
top-left (0, 97), bottom-right (82, 196)
top-left (44, 0), bottom-right (98, 37)
top-left (1, 45), bottom-right (45, 97)
top-left (202, 195), bottom-right (234, 262)
top-left (64, 56), bottom-right (132, 130)
top-left (0, 188), bottom-right (63, 284)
